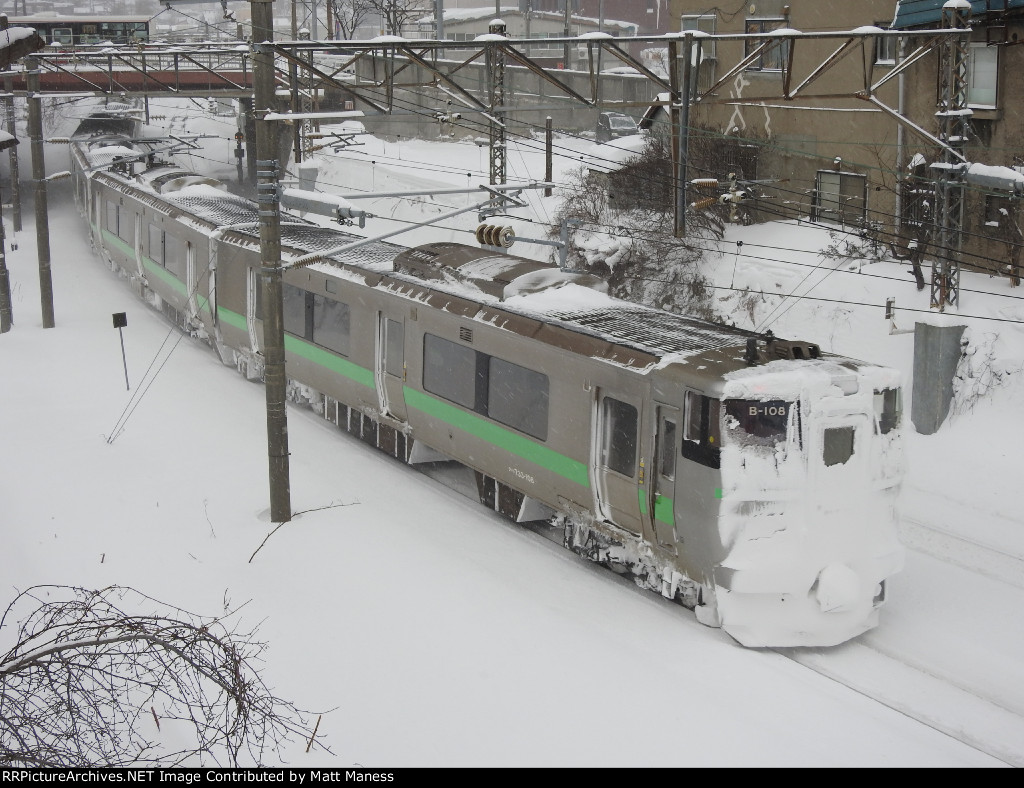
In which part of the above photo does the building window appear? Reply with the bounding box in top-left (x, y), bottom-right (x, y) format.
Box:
top-left (984, 194), bottom-right (1014, 227)
top-left (874, 29), bottom-right (897, 65)
top-left (967, 42), bottom-right (998, 108)
top-left (745, 17), bottom-right (788, 71)
top-left (813, 170), bottom-right (867, 225)
top-left (683, 14), bottom-right (716, 91)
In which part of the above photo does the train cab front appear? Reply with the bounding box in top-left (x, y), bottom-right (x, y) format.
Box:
top-left (705, 355), bottom-right (906, 648)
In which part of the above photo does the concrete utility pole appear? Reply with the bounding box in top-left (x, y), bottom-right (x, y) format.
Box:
top-left (26, 56), bottom-right (54, 329)
top-left (251, 0), bottom-right (292, 524)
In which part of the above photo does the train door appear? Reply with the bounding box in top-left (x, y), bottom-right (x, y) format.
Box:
top-left (92, 189), bottom-right (101, 244)
top-left (590, 390), bottom-right (643, 533)
top-left (674, 389), bottom-right (722, 562)
top-left (650, 404), bottom-right (679, 552)
top-left (246, 266), bottom-right (261, 354)
top-left (375, 313), bottom-right (407, 420)
top-left (133, 213), bottom-right (144, 278)
top-left (207, 241), bottom-right (217, 328)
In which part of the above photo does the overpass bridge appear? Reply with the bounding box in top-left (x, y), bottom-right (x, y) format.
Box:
top-left (6, 44), bottom-right (256, 98)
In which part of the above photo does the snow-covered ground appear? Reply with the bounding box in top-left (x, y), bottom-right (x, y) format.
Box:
top-left (2, 97), bottom-right (1023, 766)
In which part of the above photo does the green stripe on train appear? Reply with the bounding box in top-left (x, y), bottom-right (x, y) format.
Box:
top-left (283, 334), bottom-right (376, 389)
top-left (213, 308), bottom-right (588, 489)
top-left (100, 231), bottom-right (209, 311)
top-left (404, 388), bottom-right (590, 488)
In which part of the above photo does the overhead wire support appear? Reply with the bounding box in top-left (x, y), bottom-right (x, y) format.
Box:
top-left (485, 20), bottom-right (508, 205)
top-left (251, 0), bottom-right (291, 525)
top-left (931, 3), bottom-right (971, 311)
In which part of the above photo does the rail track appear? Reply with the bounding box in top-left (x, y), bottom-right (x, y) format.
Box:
top-left (780, 513), bottom-right (1024, 767)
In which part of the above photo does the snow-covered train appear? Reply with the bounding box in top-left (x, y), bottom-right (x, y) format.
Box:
top-left (69, 108), bottom-right (906, 648)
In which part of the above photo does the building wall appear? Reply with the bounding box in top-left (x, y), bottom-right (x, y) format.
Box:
top-left (896, 9), bottom-right (1024, 278)
top-left (664, 1), bottom-right (907, 233)
top-left (665, 0), bottom-right (1023, 279)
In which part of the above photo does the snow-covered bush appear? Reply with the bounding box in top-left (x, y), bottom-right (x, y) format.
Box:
top-left (951, 328), bottom-right (1022, 416)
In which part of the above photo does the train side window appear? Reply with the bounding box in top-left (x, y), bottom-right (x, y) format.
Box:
top-left (487, 357), bottom-right (548, 440)
top-left (164, 233), bottom-right (185, 280)
top-left (105, 201), bottom-right (118, 236)
top-left (874, 388), bottom-right (901, 435)
top-left (659, 417), bottom-right (677, 479)
top-left (682, 390), bottom-right (721, 469)
top-left (823, 426), bottom-right (856, 467)
top-left (384, 319), bottom-right (404, 377)
top-left (601, 396), bottom-right (638, 477)
top-left (117, 209), bottom-right (133, 245)
top-left (311, 293), bottom-right (350, 356)
top-left (148, 224), bottom-right (164, 266)
top-left (423, 333), bottom-right (480, 410)
top-left (282, 283), bottom-right (309, 339)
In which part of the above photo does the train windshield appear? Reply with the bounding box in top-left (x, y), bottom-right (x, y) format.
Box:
top-left (723, 399), bottom-right (797, 448)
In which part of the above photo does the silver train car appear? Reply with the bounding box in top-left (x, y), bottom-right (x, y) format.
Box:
top-left (69, 115), bottom-right (906, 647)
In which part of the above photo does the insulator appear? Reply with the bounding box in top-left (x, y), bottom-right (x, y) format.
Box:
top-left (476, 224), bottom-right (515, 248)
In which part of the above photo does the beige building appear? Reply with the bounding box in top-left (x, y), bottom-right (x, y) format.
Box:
top-left (665, 0), bottom-right (1023, 280)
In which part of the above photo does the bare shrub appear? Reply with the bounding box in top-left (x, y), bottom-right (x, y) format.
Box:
top-left (0, 585), bottom-right (324, 767)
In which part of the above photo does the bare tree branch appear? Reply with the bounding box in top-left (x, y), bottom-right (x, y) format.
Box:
top-left (0, 585), bottom-right (328, 768)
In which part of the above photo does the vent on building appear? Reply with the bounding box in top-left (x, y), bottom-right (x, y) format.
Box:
top-left (459, 326), bottom-right (473, 343)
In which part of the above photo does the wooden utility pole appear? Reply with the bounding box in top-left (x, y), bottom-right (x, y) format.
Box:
top-left (0, 200), bottom-right (11, 333)
top-left (26, 55), bottom-right (54, 328)
top-left (251, 0), bottom-right (292, 523)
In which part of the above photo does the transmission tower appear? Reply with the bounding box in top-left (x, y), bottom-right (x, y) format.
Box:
top-left (485, 19), bottom-right (507, 198)
top-left (931, 3), bottom-right (970, 311)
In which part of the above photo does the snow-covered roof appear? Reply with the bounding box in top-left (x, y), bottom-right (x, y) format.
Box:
top-left (0, 25), bottom-right (44, 68)
top-left (892, 0), bottom-right (1024, 29)
top-left (415, 7), bottom-right (638, 35)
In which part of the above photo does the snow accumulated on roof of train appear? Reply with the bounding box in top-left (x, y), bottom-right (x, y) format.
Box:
top-left (723, 356), bottom-right (902, 401)
top-left (87, 144), bottom-right (142, 169)
top-left (163, 185), bottom-right (261, 227)
top-left (507, 284), bottom-right (760, 359)
top-left (283, 225), bottom-right (402, 270)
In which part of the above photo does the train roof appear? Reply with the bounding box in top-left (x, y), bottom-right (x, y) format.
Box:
top-left (74, 133), bottom-right (884, 377)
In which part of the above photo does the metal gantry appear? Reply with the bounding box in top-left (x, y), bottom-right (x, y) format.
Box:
top-left (931, 3), bottom-right (971, 311)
